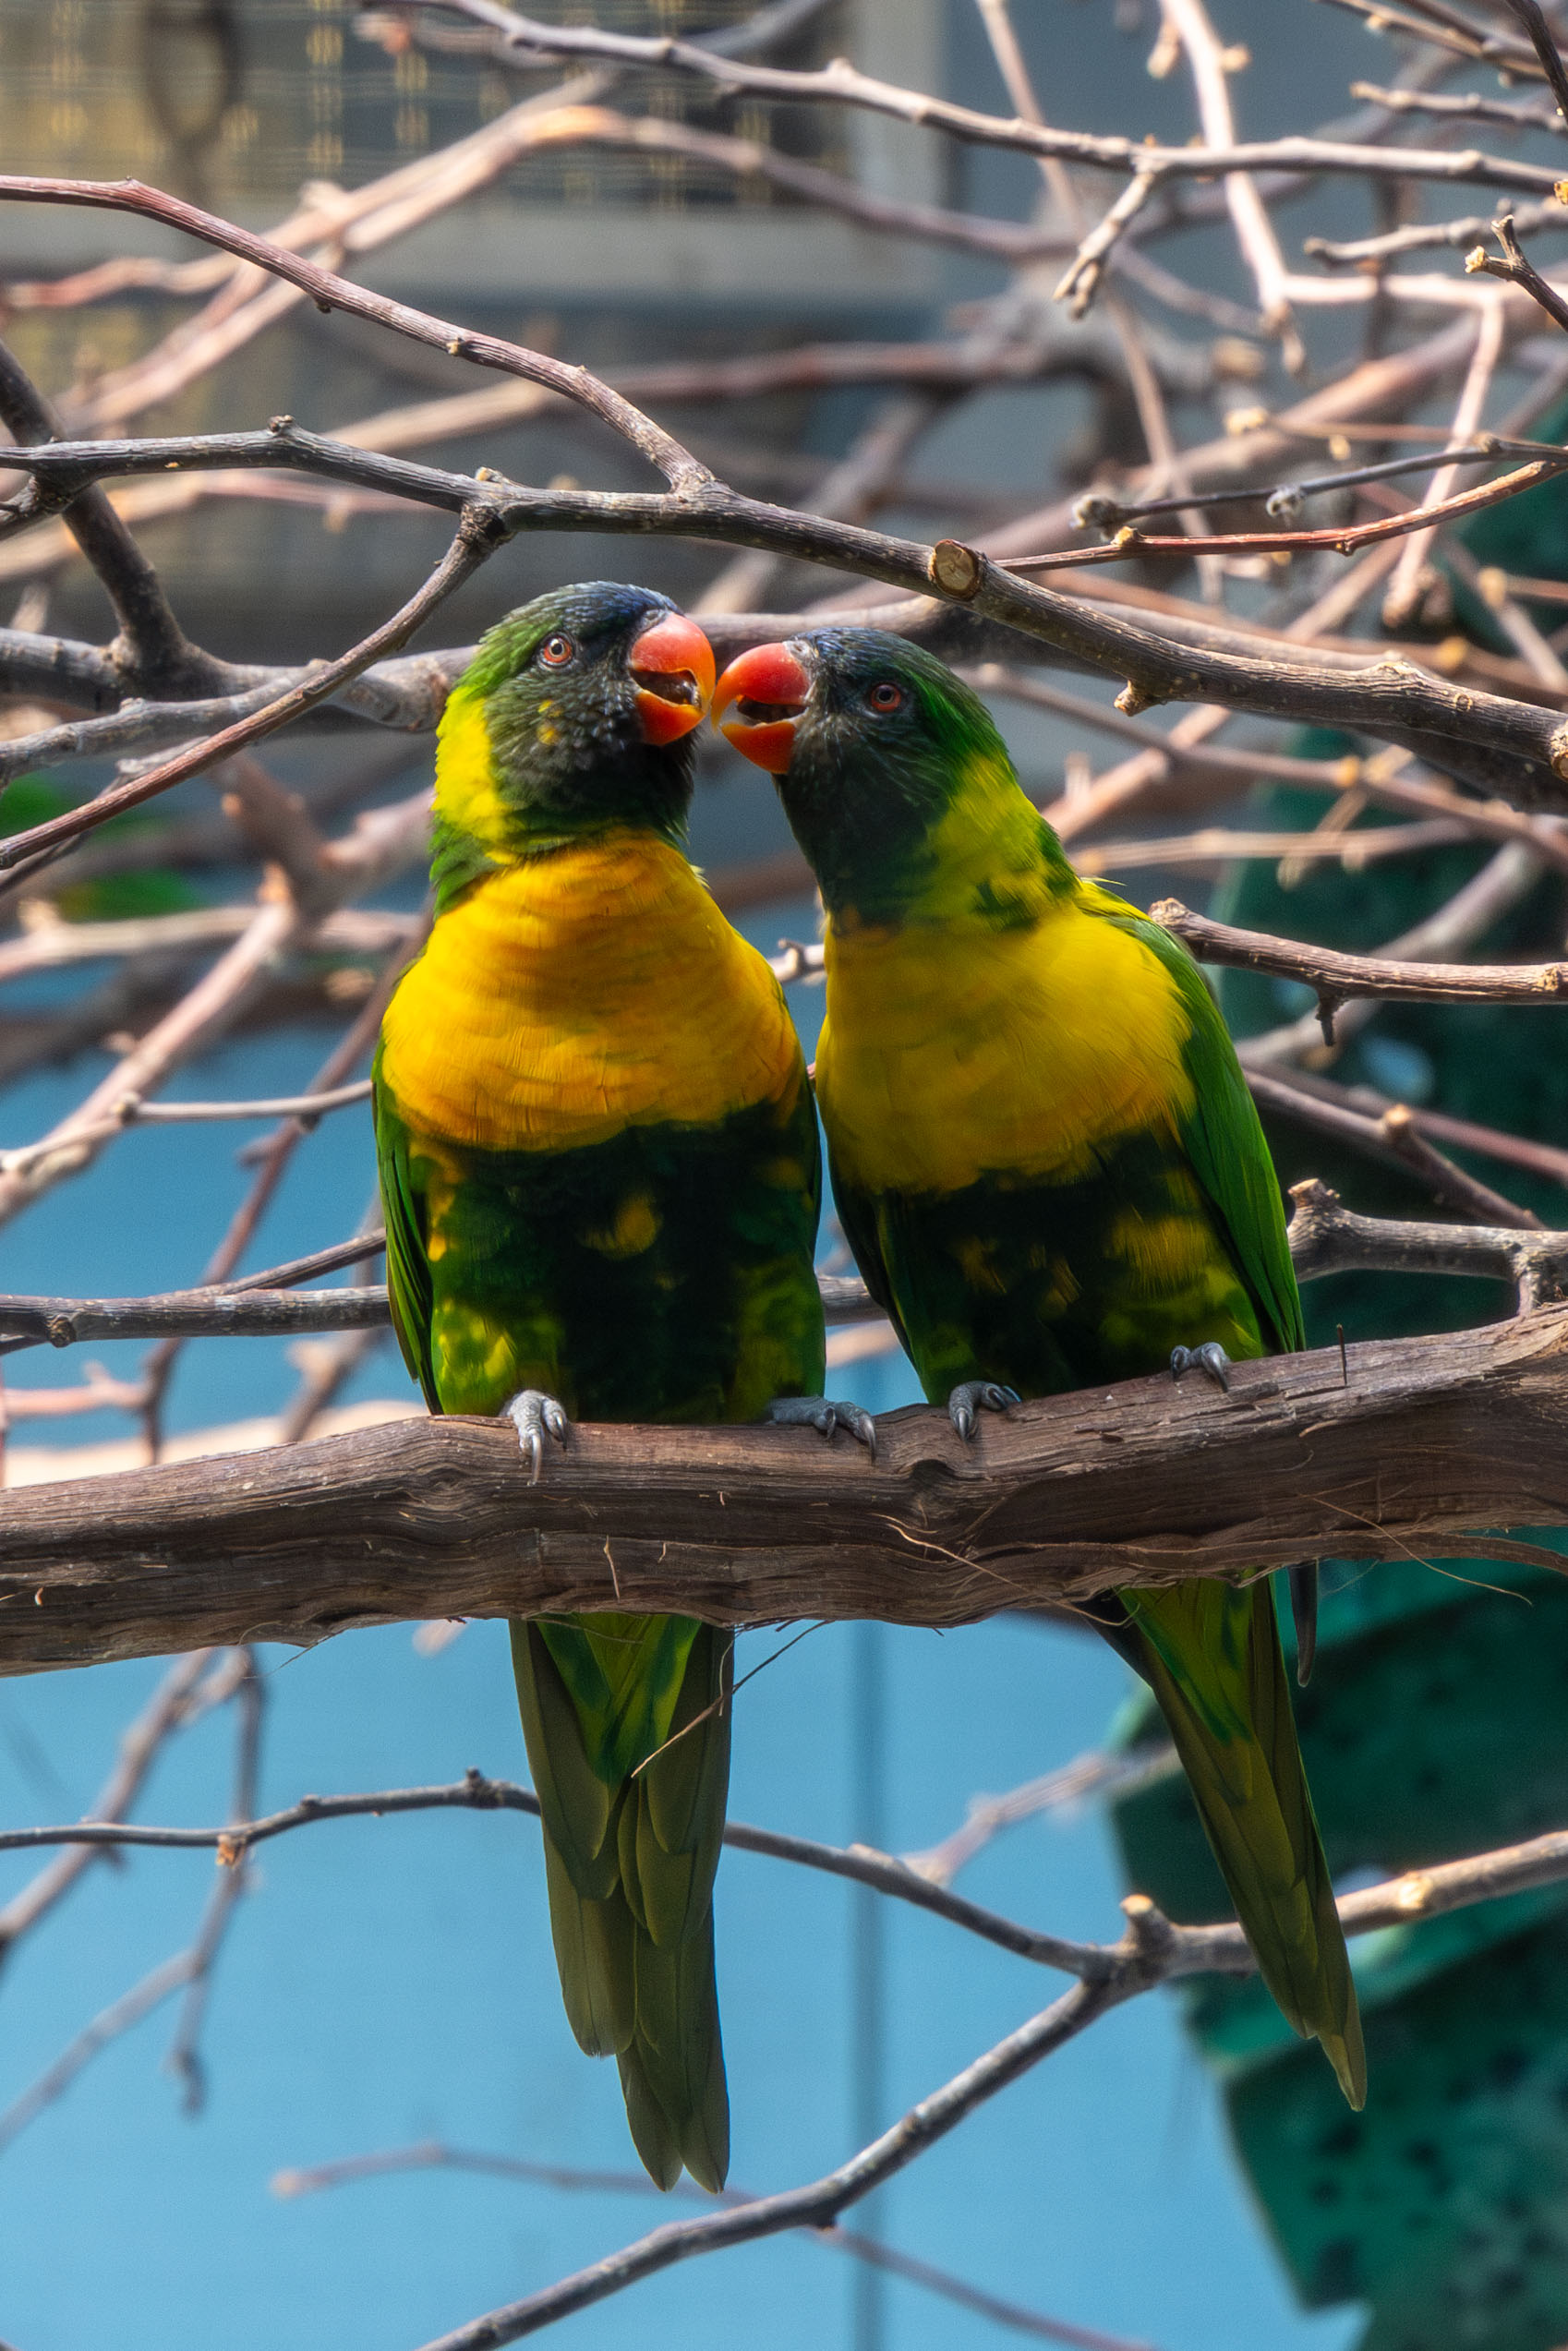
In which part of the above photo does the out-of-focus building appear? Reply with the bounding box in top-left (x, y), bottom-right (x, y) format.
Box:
top-left (1, 1), bottom-right (947, 658)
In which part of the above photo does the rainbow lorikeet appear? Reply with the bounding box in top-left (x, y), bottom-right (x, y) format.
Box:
top-left (373, 585), bottom-right (866, 2188)
top-left (715, 629), bottom-right (1365, 2107)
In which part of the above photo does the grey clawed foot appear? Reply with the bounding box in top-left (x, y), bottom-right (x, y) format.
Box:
top-left (1170, 1342), bottom-right (1232, 1393)
top-left (765, 1394), bottom-right (878, 1460)
top-left (947, 1380), bottom-right (1019, 1441)
top-left (503, 1389), bottom-right (570, 1484)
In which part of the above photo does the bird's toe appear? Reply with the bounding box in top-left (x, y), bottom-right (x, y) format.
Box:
top-left (1169, 1343), bottom-right (1232, 1393)
top-left (947, 1380), bottom-right (1019, 1441)
top-left (502, 1388), bottom-right (572, 1483)
top-left (765, 1395), bottom-right (876, 1456)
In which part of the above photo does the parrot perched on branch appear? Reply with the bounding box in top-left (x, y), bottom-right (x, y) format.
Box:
top-left (715, 627), bottom-right (1366, 2108)
top-left (373, 583), bottom-right (863, 2189)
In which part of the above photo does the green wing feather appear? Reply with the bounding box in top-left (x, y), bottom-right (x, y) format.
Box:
top-left (371, 1055), bottom-right (437, 1406)
top-left (1081, 905), bottom-right (1358, 2098)
top-left (1125, 1577), bottom-right (1365, 2105)
top-left (1107, 906), bottom-right (1305, 1354)
top-left (511, 1615), bottom-right (733, 2190)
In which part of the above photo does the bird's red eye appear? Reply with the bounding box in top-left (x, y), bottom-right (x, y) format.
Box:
top-left (867, 681), bottom-right (903, 713)
top-left (538, 633), bottom-right (575, 667)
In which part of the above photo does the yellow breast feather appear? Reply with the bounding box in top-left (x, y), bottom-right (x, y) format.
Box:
top-left (816, 892), bottom-right (1194, 1199)
top-left (380, 831), bottom-right (803, 1151)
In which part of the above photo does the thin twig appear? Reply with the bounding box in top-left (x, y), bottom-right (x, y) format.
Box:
top-left (0, 339), bottom-right (213, 693)
top-left (1467, 211), bottom-right (1568, 336)
top-left (1151, 897), bottom-right (1568, 1012)
top-left (1501, 0), bottom-right (1568, 126)
top-left (0, 1649), bottom-right (215, 1964)
top-left (272, 2134), bottom-right (1161, 2351)
top-left (164, 1650), bottom-right (263, 2113)
top-left (394, 4), bottom-right (1568, 196)
top-left (0, 515), bottom-right (497, 877)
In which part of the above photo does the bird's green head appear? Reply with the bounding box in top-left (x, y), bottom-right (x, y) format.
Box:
top-left (430, 582), bottom-right (715, 905)
top-left (713, 628), bottom-right (1073, 928)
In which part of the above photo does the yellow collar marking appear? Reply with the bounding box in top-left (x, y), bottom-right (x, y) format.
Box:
top-left (380, 831), bottom-right (803, 1152)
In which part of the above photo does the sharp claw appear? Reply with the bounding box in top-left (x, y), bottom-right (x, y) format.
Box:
top-left (503, 1390), bottom-right (571, 1486)
top-left (764, 1395), bottom-right (877, 1454)
top-left (947, 1380), bottom-right (1017, 1441)
top-left (826, 1401), bottom-right (876, 1453)
top-left (1170, 1344), bottom-right (1232, 1393)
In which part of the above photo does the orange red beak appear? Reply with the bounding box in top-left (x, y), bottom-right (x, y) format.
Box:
top-left (712, 642), bottom-right (812, 774)
top-left (628, 611), bottom-right (717, 745)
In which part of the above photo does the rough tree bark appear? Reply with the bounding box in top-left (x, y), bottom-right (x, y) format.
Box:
top-left (3, 1304), bottom-right (1566, 1675)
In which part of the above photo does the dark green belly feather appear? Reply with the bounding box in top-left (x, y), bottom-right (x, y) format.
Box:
top-left (375, 1073), bottom-right (825, 2187)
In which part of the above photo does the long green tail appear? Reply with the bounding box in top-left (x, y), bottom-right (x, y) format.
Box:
top-left (510, 1613), bottom-right (731, 2189)
top-left (1123, 1576), bottom-right (1366, 2109)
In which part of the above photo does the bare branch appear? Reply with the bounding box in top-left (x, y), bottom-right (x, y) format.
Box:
top-left (1248, 1069), bottom-right (1541, 1225)
top-left (1306, 191), bottom-right (1568, 267)
top-left (0, 1948), bottom-right (199, 2158)
top-left (0, 175), bottom-right (706, 489)
top-left (1152, 897), bottom-right (1568, 1013)
top-left (273, 2133), bottom-right (1156, 2351)
top-left (0, 339), bottom-right (214, 693)
top-left (6, 1296), bottom-right (1568, 1669)
top-left (0, 1080), bottom-right (373, 1183)
top-left (1344, 80), bottom-right (1568, 137)
top-left (0, 514), bottom-right (495, 879)
top-left (413, 2), bottom-right (1568, 198)
top-left (0, 1260), bottom-right (875, 1358)
top-left (1501, 0), bottom-right (1568, 127)
top-left (0, 910), bottom-right (413, 989)
top-left (6, 423), bottom-right (1568, 814)
top-left (395, 1793), bottom-right (1568, 2351)
top-left (1234, 839), bottom-right (1547, 1066)
top-left (165, 1650), bottom-right (263, 2113)
top-left (1467, 212), bottom-right (1568, 337)
top-left (0, 1648), bottom-right (214, 1963)
top-left (902, 1749), bottom-right (1174, 1888)
top-left (1278, 1065), bottom-right (1568, 1192)
top-left (1285, 1175), bottom-right (1568, 1300)
top-left (0, 1286), bottom-right (391, 1354)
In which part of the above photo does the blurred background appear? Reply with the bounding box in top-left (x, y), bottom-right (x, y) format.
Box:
top-left (3, 4), bottom-right (1567, 2348)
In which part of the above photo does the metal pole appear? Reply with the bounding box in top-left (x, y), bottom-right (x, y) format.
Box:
top-left (850, 1615), bottom-right (887, 2351)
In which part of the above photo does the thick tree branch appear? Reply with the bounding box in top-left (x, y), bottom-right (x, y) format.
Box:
top-left (5, 1297), bottom-right (1568, 1670)
top-left (6, 425), bottom-right (1568, 822)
